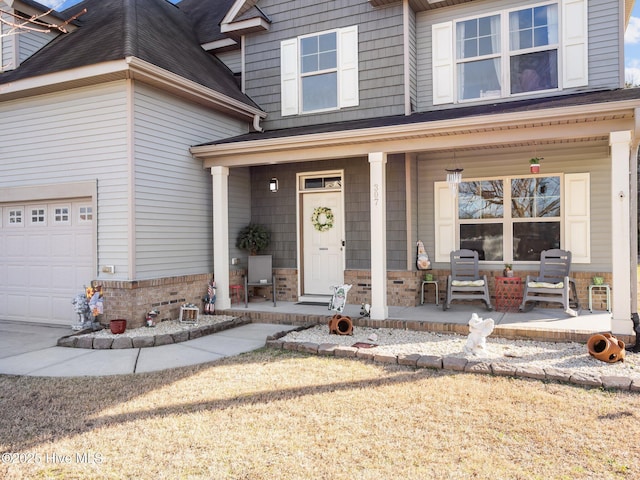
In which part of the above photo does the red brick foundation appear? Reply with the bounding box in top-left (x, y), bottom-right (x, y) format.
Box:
top-left (98, 273), bottom-right (213, 329)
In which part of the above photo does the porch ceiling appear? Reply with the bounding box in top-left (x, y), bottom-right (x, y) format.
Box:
top-left (193, 100), bottom-right (639, 168)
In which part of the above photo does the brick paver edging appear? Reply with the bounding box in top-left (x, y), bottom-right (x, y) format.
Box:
top-left (265, 337), bottom-right (640, 393)
top-left (56, 317), bottom-right (251, 350)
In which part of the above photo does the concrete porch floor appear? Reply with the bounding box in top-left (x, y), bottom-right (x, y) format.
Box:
top-left (222, 300), bottom-right (629, 344)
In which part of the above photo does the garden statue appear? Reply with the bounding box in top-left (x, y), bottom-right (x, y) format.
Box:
top-left (464, 313), bottom-right (495, 355)
top-left (203, 278), bottom-right (216, 315)
top-left (71, 285), bottom-right (103, 331)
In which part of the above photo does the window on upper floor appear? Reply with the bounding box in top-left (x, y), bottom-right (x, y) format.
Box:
top-left (432, 0), bottom-right (587, 105)
top-left (281, 26), bottom-right (359, 116)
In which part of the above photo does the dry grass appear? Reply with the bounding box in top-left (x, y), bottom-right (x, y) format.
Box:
top-left (1, 348), bottom-right (639, 480)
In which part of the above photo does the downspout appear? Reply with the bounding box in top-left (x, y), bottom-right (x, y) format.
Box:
top-left (630, 108), bottom-right (640, 351)
top-left (253, 114), bottom-right (263, 132)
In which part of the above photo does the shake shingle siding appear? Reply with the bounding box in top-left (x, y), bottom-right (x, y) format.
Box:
top-left (244, 0), bottom-right (405, 130)
top-left (415, 0), bottom-right (622, 112)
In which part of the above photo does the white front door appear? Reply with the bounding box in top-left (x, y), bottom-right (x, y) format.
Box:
top-left (302, 191), bottom-right (344, 295)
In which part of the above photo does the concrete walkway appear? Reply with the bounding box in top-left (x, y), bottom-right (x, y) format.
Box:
top-left (0, 320), bottom-right (296, 377)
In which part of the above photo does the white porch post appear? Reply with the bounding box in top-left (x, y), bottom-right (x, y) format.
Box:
top-left (369, 152), bottom-right (388, 320)
top-left (211, 166), bottom-right (231, 310)
top-left (609, 131), bottom-right (633, 334)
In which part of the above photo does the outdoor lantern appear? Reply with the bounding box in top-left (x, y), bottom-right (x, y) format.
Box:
top-left (269, 177), bottom-right (278, 192)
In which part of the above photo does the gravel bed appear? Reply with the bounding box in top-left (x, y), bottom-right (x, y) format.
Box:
top-left (279, 325), bottom-right (640, 381)
top-left (78, 315), bottom-right (235, 339)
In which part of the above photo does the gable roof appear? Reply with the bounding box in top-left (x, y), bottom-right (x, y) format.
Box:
top-left (177, 0), bottom-right (237, 45)
top-left (0, 0), bottom-right (260, 115)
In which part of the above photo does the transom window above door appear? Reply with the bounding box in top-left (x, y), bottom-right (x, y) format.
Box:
top-left (281, 26), bottom-right (359, 116)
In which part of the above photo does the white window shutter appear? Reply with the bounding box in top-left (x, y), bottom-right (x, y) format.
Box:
top-left (338, 25), bottom-right (359, 108)
top-left (434, 181), bottom-right (457, 262)
top-left (280, 38), bottom-right (299, 116)
top-left (562, 0), bottom-right (588, 88)
top-left (432, 21), bottom-right (454, 105)
top-left (564, 172), bottom-right (590, 263)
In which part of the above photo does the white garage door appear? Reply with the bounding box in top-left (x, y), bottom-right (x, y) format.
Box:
top-left (0, 201), bottom-right (94, 325)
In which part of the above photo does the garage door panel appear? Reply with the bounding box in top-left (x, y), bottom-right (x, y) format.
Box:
top-left (7, 294), bottom-right (27, 315)
top-left (29, 265), bottom-right (51, 288)
top-left (6, 234), bottom-right (25, 256)
top-left (27, 233), bottom-right (51, 257)
top-left (8, 265), bottom-right (28, 288)
top-left (74, 232), bottom-right (93, 258)
top-left (29, 295), bottom-right (50, 318)
top-left (53, 296), bottom-right (75, 323)
top-left (51, 233), bottom-right (75, 258)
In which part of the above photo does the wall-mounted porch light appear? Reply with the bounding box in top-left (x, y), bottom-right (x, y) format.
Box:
top-left (269, 177), bottom-right (279, 193)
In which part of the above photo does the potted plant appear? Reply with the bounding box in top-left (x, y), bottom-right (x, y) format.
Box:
top-left (530, 157), bottom-right (542, 174)
top-left (503, 264), bottom-right (513, 277)
top-left (236, 223), bottom-right (271, 255)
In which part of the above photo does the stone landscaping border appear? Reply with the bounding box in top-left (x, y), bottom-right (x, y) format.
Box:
top-left (265, 334), bottom-right (640, 393)
top-left (57, 317), bottom-right (250, 350)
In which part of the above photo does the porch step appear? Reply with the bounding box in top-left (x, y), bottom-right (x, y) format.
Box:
top-left (220, 308), bottom-right (615, 344)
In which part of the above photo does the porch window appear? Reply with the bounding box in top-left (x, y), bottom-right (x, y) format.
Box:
top-left (436, 173), bottom-right (588, 264)
top-left (432, 0), bottom-right (586, 105)
top-left (281, 26), bottom-right (359, 116)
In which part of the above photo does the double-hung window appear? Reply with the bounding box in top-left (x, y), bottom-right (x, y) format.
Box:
top-left (434, 172), bottom-right (590, 264)
top-left (433, 0), bottom-right (587, 105)
top-left (281, 26), bottom-right (359, 116)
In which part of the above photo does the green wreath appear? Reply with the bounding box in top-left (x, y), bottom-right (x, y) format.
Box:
top-left (311, 206), bottom-right (334, 232)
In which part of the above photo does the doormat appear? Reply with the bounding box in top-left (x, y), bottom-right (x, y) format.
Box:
top-left (295, 302), bottom-right (329, 306)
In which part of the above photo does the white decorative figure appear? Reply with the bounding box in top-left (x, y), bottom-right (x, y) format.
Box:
top-left (464, 313), bottom-right (495, 355)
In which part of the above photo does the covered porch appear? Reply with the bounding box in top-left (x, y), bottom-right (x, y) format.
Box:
top-left (191, 89), bottom-right (640, 340)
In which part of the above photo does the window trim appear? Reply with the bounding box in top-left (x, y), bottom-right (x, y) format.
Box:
top-left (433, 172), bottom-right (590, 264)
top-left (432, 0), bottom-right (588, 106)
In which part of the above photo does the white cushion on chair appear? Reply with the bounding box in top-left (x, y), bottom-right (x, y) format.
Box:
top-left (451, 280), bottom-right (485, 287)
top-left (528, 281), bottom-right (563, 289)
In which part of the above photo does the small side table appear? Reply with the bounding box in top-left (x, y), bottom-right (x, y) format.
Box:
top-left (495, 276), bottom-right (523, 312)
top-left (230, 284), bottom-right (243, 304)
top-left (421, 281), bottom-right (439, 305)
top-left (588, 284), bottom-right (611, 313)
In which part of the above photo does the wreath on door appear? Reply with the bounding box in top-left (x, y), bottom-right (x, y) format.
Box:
top-left (311, 206), bottom-right (334, 232)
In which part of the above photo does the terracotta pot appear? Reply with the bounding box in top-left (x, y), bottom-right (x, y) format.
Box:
top-left (110, 319), bottom-right (127, 335)
top-left (587, 333), bottom-right (625, 363)
top-left (328, 314), bottom-right (353, 335)
top-left (530, 164), bottom-right (540, 174)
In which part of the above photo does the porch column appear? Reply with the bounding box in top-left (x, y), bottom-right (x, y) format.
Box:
top-left (211, 166), bottom-right (231, 310)
top-left (369, 152), bottom-right (388, 320)
top-left (609, 131), bottom-right (632, 334)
